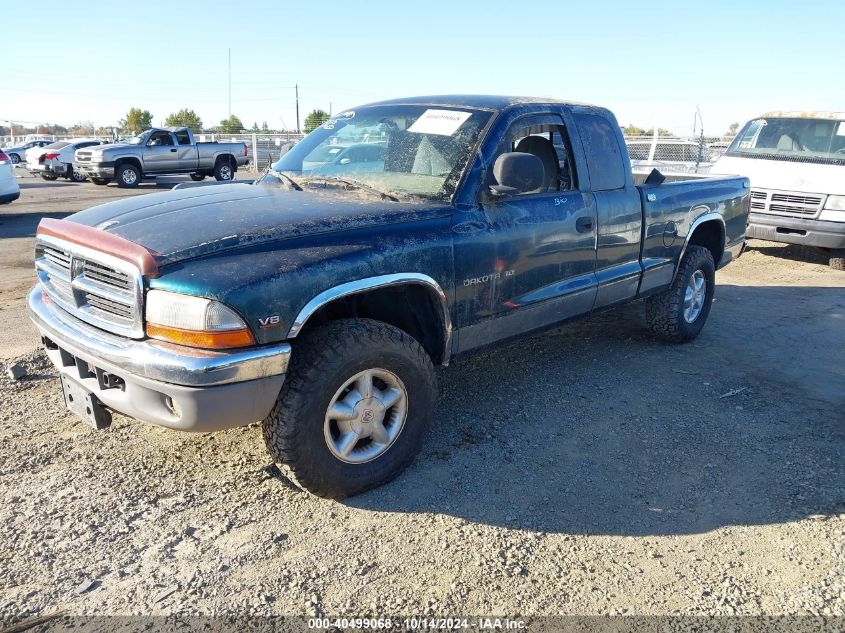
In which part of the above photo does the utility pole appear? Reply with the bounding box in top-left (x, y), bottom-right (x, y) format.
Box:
top-left (228, 48), bottom-right (232, 121)
top-left (295, 84), bottom-right (300, 134)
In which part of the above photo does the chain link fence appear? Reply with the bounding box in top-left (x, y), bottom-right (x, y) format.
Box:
top-left (5, 129), bottom-right (736, 175)
top-left (623, 134), bottom-right (733, 174)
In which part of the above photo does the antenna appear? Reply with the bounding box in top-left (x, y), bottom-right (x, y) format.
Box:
top-left (228, 48), bottom-right (232, 120)
top-left (295, 84), bottom-right (300, 134)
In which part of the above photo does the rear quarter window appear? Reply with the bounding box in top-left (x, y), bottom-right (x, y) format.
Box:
top-left (573, 113), bottom-right (626, 191)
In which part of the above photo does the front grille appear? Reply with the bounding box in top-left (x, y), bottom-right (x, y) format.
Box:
top-left (770, 193), bottom-right (822, 206)
top-left (35, 236), bottom-right (144, 338)
top-left (76, 152), bottom-right (92, 163)
top-left (748, 189), bottom-right (825, 219)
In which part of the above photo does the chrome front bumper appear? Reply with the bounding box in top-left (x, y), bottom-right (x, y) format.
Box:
top-left (28, 286), bottom-right (289, 431)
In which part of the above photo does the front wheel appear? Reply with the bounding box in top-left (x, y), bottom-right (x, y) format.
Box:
top-left (829, 249), bottom-right (845, 271)
top-left (262, 319), bottom-right (436, 499)
top-left (116, 163), bottom-right (141, 188)
top-left (41, 173), bottom-right (58, 181)
top-left (9, 154), bottom-right (20, 165)
top-left (66, 163), bottom-right (87, 183)
top-left (646, 245), bottom-right (716, 343)
top-left (189, 173), bottom-right (205, 182)
top-left (213, 159), bottom-right (233, 181)
top-left (90, 177), bottom-right (110, 185)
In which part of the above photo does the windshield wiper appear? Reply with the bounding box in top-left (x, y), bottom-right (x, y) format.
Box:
top-left (303, 176), bottom-right (399, 202)
top-left (266, 168), bottom-right (302, 191)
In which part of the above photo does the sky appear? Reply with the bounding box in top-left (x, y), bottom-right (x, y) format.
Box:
top-left (3, 0), bottom-right (843, 137)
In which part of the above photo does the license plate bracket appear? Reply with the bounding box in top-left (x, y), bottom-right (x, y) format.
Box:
top-left (61, 374), bottom-right (112, 430)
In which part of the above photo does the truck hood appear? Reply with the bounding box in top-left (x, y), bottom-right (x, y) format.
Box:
top-left (711, 155), bottom-right (845, 196)
top-left (87, 143), bottom-right (130, 154)
top-left (69, 183), bottom-right (452, 265)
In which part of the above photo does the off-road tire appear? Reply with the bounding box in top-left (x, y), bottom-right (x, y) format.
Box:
top-left (40, 173), bottom-right (58, 181)
top-left (829, 249), bottom-right (845, 271)
top-left (189, 174), bottom-right (205, 182)
top-left (90, 177), bottom-right (110, 185)
top-left (262, 318), bottom-right (436, 499)
top-left (213, 158), bottom-right (234, 181)
top-left (9, 153), bottom-right (20, 165)
top-left (646, 245), bottom-right (716, 343)
top-left (66, 163), bottom-right (87, 183)
top-left (116, 163), bottom-right (141, 188)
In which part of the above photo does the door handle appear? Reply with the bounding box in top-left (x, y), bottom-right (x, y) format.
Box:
top-left (575, 216), bottom-right (594, 233)
top-left (170, 148), bottom-right (177, 152)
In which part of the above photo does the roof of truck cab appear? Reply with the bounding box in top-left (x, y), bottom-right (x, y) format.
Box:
top-left (355, 95), bottom-right (601, 111)
top-left (760, 111), bottom-right (845, 120)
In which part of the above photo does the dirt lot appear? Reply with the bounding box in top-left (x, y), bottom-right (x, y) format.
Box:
top-left (1, 168), bottom-right (843, 622)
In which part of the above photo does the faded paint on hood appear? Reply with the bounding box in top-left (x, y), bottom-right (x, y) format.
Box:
top-left (68, 183), bottom-right (452, 265)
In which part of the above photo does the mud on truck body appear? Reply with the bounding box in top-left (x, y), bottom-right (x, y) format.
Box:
top-left (30, 96), bottom-right (749, 497)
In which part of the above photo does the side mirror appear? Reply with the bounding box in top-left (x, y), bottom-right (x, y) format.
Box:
top-left (339, 157), bottom-right (351, 165)
top-left (489, 152), bottom-right (544, 197)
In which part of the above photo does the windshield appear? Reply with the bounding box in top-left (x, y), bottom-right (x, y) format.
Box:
top-left (727, 117), bottom-right (845, 165)
top-left (126, 131), bottom-right (151, 145)
top-left (263, 104), bottom-right (493, 200)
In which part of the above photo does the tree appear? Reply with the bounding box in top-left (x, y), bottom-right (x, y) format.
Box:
top-left (251, 122), bottom-right (260, 132)
top-left (303, 109), bottom-right (330, 133)
top-left (120, 107), bottom-right (153, 134)
top-left (644, 127), bottom-right (673, 137)
top-left (218, 115), bottom-right (244, 133)
top-left (727, 122), bottom-right (740, 136)
top-left (261, 121), bottom-right (269, 132)
top-left (623, 124), bottom-right (646, 136)
top-left (71, 121), bottom-right (95, 136)
top-left (165, 108), bottom-right (203, 132)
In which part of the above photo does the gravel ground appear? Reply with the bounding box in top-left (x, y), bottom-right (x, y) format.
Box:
top-left (0, 172), bottom-right (843, 623)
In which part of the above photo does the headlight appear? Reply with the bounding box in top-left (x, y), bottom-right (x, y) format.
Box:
top-left (823, 195), bottom-right (845, 211)
top-left (145, 290), bottom-right (255, 349)
top-left (819, 195), bottom-right (845, 222)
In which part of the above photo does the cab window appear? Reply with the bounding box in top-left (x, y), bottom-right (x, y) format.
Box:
top-left (147, 131), bottom-right (174, 146)
top-left (490, 120), bottom-right (577, 194)
top-left (174, 130), bottom-right (191, 145)
top-left (573, 113), bottom-right (626, 191)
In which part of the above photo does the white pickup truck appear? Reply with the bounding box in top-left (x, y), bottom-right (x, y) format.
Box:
top-left (73, 126), bottom-right (250, 187)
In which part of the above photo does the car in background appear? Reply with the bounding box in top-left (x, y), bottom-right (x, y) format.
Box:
top-left (1, 139), bottom-right (52, 165)
top-left (0, 151), bottom-right (21, 204)
top-left (26, 138), bottom-right (106, 182)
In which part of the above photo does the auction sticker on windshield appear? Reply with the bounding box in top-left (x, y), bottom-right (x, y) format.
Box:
top-left (408, 109), bottom-right (472, 136)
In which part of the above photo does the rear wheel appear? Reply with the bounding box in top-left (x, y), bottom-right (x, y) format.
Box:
top-left (646, 245), bottom-right (716, 343)
top-left (189, 174), bottom-right (205, 182)
top-left (116, 163), bottom-right (140, 188)
top-left (9, 154), bottom-right (20, 165)
top-left (262, 318), bottom-right (436, 499)
top-left (830, 249), bottom-right (845, 271)
top-left (41, 173), bottom-right (58, 181)
top-left (213, 159), bottom-right (233, 181)
top-left (90, 177), bottom-right (110, 185)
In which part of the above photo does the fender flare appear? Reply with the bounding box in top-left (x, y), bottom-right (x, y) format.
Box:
top-left (672, 210), bottom-right (725, 282)
top-left (287, 273), bottom-right (453, 365)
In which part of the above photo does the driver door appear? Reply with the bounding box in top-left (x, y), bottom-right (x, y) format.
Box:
top-left (453, 112), bottom-right (598, 352)
top-left (143, 131), bottom-right (179, 171)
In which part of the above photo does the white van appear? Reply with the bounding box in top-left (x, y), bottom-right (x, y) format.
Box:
top-left (711, 111), bottom-right (845, 269)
